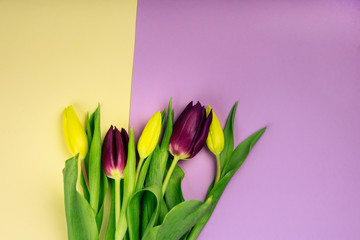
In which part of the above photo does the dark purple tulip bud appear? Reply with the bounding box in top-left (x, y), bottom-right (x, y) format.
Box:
top-left (102, 125), bottom-right (129, 179)
top-left (169, 101), bottom-right (213, 159)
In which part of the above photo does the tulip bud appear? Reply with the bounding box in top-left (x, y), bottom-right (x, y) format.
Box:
top-left (102, 126), bottom-right (128, 179)
top-left (206, 106), bottom-right (224, 156)
top-left (169, 101), bottom-right (213, 159)
top-left (63, 105), bottom-right (88, 159)
top-left (137, 111), bottom-right (162, 159)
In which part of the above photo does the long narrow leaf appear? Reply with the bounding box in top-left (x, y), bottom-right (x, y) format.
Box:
top-left (89, 105), bottom-right (102, 214)
top-left (63, 155), bottom-right (98, 240)
top-left (128, 186), bottom-right (162, 240)
top-left (141, 146), bottom-right (163, 235)
top-left (164, 165), bottom-right (185, 210)
top-left (80, 157), bottom-right (90, 202)
top-left (136, 154), bottom-right (152, 191)
top-left (144, 198), bottom-right (213, 240)
top-left (96, 169), bottom-right (108, 231)
top-left (126, 154), bottom-right (152, 240)
top-left (159, 98), bottom-right (174, 182)
top-left (219, 102), bottom-right (237, 177)
top-left (224, 127), bottom-right (267, 175)
top-left (187, 127), bottom-right (266, 240)
top-left (158, 198), bottom-right (169, 225)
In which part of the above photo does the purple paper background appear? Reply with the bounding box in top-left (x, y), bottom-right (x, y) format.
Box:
top-left (130, 0), bottom-right (360, 239)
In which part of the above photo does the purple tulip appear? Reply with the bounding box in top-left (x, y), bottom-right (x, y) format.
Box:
top-left (102, 125), bottom-right (128, 179)
top-left (169, 101), bottom-right (213, 159)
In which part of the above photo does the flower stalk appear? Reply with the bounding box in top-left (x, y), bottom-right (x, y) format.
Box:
top-left (162, 156), bottom-right (180, 196)
top-left (115, 178), bottom-right (121, 228)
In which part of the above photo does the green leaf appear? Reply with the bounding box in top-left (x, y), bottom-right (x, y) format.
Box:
top-left (143, 226), bottom-right (160, 240)
top-left (128, 186), bottom-right (162, 240)
top-left (219, 102), bottom-right (237, 178)
top-left (85, 112), bottom-right (95, 173)
top-left (135, 154), bottom-right (152, 191)
top-left (160, 98), bottom-right (173, 152)
top-left (224, 126), bottom-right (267, 175)
top-left (187, 126), bottom-right (267, 240)
top-left (80, 112), bottom-right (95, 203)
top-left (88, 105), bottom-right (102, 214)
top-left (158, 98), bottom-right (174, 182)
top-left (186, 172), bottom-right (232, 240)
top-left (125, 154), bottom-right (152, 240)
top-left (116, 128), bottom-right (136, 240)
top-left (96, 169), bottom-right (108, 231)
top-left (141, 191), bottom-right (157, 236)
top-left (63, 155), bottom-right (98, 240)
top-left (141, 147), bottom-right (163, 235)
top-left (80, 158), bottom-right (90, 202)
top-left (164, 165), bottom-right (185, 210)
top-left (144, 198), bottom-right (213, 240)
top-left (161, 108), bottom-right (166, 131)
top-left (158, 198), bottom-right (169, 225)
top-left (86, 112), bottom-right (94, 147)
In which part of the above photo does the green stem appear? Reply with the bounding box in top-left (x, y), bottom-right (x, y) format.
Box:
top-left (214, 154), bottom-right (221, 185)
top-left (135, 157), bottom-right (144, 182)
top-left (115, 178), bottom-right (121, 237)
top-left (162, 156), bottom-right (180, 196)
top-left (81, 159), bottom-right (89, 190)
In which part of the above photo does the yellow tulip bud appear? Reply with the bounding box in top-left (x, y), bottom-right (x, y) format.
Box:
top-left (137, 111), bottom-right (162, 159)
top-left (206, 106), bottom-right (224, 156)
top-left (63, 105), bottom-right (88, 159)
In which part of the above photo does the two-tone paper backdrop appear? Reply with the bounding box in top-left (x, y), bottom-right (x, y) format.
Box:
top-left (0, 0), bottom-right (359, 239)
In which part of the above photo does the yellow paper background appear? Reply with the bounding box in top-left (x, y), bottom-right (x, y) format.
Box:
top-left (0, 0), bottom-right (137, 239)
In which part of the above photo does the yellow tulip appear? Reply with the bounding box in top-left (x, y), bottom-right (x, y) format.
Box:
top-left (137, 111), bottom-right (162, 159)
top-left (206, 106), bottom-right (224, 156)
top-left (135, 111), bottom-right (161, 181)
top-left (63, 105), bottom-right (88, 159)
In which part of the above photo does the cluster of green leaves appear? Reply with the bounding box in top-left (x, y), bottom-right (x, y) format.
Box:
top-left (120, 99), bottom-right (214, 240)
top-left (62, 101), bottom-right (266, 240)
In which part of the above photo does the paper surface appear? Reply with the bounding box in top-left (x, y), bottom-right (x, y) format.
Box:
top-left (0, 0), bottom-right (137, 239)
top-left (130, 0), bottom-right (360, 239)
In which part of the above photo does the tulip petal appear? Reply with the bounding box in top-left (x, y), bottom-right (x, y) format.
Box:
top-left (63, 105), bottom-right (88, 159)
top-left (121, 128), bottom-right (129, 157)
top-left (206, 106), bottom-right (224, 155)
top-left (102, 126), bottom-right (116, 178)
top-left (172, 101), bottom-right (193, 129)
top-left (169, 102), bottom-right (204, 158)
top-left (137, 111), bottom-right (162, 159)
top-left (190, 109), bottom-right (212, 158)
top-left (187, 103), bottom-right (206, 157)
top-left (114, 127), bottom-right (127, 175)
top-left (62, 109), bottom-right (74, 155)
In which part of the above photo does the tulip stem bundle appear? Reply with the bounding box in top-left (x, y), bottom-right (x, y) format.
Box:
top-left (61, 100), bottom-right (266, 240)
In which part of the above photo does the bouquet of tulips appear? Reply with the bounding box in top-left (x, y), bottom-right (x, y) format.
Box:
top-left (62, 99), bottom-right (266, 240)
